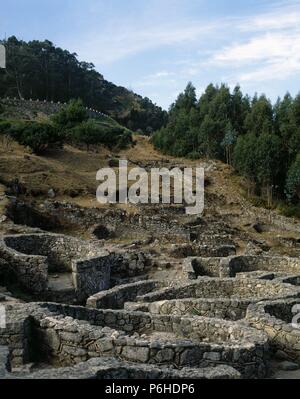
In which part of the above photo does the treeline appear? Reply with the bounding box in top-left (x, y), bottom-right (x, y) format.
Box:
top-left (0, 36), bottom-right (167, 132)
top-left (152, 83), bottom-right (300, 206)
top-left (0, 99), bottom-right (133, 154)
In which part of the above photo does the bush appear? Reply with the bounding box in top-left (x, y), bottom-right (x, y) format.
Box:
top-left (278, 202), bottom-right (300, 218)
top-left (52, 99), bottom-right (88, 129)
top-left (9, 121), bottom-right (63, 154)
top-left (187, 151), bottom-right (201, 160)
top-left (0, 120), bottom-right (13, 150)
top-left (69, 119), bottom-right (132, 150)
top-left (0, 120), bottom-right (12, 133)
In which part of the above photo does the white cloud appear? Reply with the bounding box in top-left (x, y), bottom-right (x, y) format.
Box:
top-left (73, 21), bottom-right (219, 65)
top-left (239, 57), bottom-right (300, 82)
top-left (135, 71), bottom-right (177, 88)
top-left (240, 7), bottom-right (300, 31)
top-left (65, 0), bottom-right (300, 106)
top-left (214, 32), bottom-right (300, 65)
top-left (210, 3), bottom-right (300, 84)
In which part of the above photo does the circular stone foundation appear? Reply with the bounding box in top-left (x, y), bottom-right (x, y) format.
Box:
top-left (246, 298), bottom-right (300, 359)
top-left (135, 277), bottom-right (300, 303)
top-left (146, 298), bottom-right (251, 320)
top-left (1, 302), bottom-right (269, 378)
top-left (0, 233), bottom-right (111, 302)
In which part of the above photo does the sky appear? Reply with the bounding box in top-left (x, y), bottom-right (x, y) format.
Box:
top-left (1, 0), bottom-right (300, 109)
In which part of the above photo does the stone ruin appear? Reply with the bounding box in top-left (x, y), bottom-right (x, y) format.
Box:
top-left (0, 97), bottom-right (108, 120)
top-left (0, 207), bottom-right (300, 379)
top-left (0, 233), bottom-right (111, 303)
top-left (1, 237), bottom-right (300, 379)
top-left (0, 233), bottom-right (153, 304)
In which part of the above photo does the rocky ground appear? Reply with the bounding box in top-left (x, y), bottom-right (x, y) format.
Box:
top-left (0, 135), bottom-right (300, 379)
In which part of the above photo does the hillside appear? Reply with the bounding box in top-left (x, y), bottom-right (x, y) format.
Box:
top-left (153, 82), bottom-right (300, 215)
top-left (1, 131), bottom-right (300, 380)
top-left (0, 36), bottom-right (168, 132)
top-left (0, 134), bottom-right (299, 256)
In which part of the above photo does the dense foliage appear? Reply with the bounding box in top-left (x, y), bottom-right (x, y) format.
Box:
top-left (285, 154), bottom-right (300, 202)
top-left (152, 83), bottom-right (300, 205)
top-left (0, 36), bottom-right (167, 132)
top-left (0, 100), bottom-right (133, 153)
top-left (69, 119), bottom-right (132, 151)
top-left (0, 119), bottom-right (63, 154)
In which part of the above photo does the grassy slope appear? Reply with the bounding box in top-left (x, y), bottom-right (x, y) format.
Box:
top-left (0, 125), bottom-right (299, 255)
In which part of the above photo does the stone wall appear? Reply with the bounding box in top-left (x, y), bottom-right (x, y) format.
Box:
top-left (72, 256), bottom-right (111, 303)
top-left (183, 255), bottom-right (300, 279)
top-left (87, 280), bottom-right (167, 309)
top-left (183, 257), bottom-right (222, 279)
top-left (3, 234), bottom-right (102, 272)
top-left (169, 244), bottom-right (236, 259)
top-left (0, 97), bottom-right (108, 119)
top-left (246, 299), bottom-right (300, 359)
top-left (0, 310), bottom-right (31, 367)
top-left (135, 277), bottom-right (300, 303)
top-left (0, 244), bottom-right (48, 295)
top-left (0, 302), bottom-right (269, 378)
top-left (0, 347), bottom-right (10, 378)
top-left (0, 233), bottom-right (111, 301)
top-left (0, 233), bottom-right (156, 303)
top-left (109, 251), bottom-right (152, 279)
top-left (147, 298), bottom-right (251, 321)
top-left (224, 255), bottom-right (300, 277)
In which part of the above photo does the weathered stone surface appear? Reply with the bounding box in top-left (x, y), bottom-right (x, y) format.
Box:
top-left (278, 361), bottom-right (299, 371)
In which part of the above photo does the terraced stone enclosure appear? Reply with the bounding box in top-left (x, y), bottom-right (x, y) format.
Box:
top-left (1, 237), bottom-right (300, 379)
top-left (0, 302), bottom-right (268, 378)
top-left (0, 140), bottom-right (300, 380)
top-left (0, 233), bottom-right (112, 303)
top-left (0, 233), bottom-right (154, 304)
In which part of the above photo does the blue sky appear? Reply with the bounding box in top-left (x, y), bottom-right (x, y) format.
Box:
top-left (1, 0), bottom-right (300, 109)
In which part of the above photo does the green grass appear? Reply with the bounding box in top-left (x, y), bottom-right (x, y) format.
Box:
top-left (278, 202), bottom-right (300, 219)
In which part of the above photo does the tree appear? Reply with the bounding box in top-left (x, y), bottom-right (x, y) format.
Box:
top-left (244, 95), bottom-right (273, 135)
top-left (221, 122), bottom-right (237, 165)
top-left (70, 119), bottom-right (132, 150)
top-left (70, 119), bottom-right (100, 151)
top-left (198, 115), bottom-right (219, 158)
top-left (52, 99), bottom-right (88, 129)
top-left (170, 82), bottom-right (197, 115)
top-left (0, 36), bottom-right (167, 132)
top-left (255, 133), bottom-right (282, 206)
top-left (285, 154), bottom-right (300, 202)
top-left (234, 133), bottom-right (257, 194)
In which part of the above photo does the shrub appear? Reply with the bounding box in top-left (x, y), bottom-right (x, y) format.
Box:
top-left (52, 99), bottom-right (88, 129)
top-left (0, 120), bottom-right (13, 150)
top-left (187, 151), bottom-right (201, 160)
top-left (278, 202), bottom-right (300, 218)
top-left (69, 119), bottom-right (132, 150)
top-left (9, 121), bottom-right (63, 154)
top-left (0, 120), bottom-right (12, 133)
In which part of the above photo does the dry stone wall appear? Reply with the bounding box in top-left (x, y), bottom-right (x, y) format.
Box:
top-left (2, 231), bottom-right (300, 379)
top-left (147, 298), bottom-right (251, 321)
top-left (87, 280), bottom-right (168, 309)
top-left (246, 299), bottom-right (300, 359)
top-left (0, 233), bottom-right (111, 301)
top-left (0, 97), bottom-right (108, 119)
top-left (135, 277), bottom-right (300, 303)
top-left (183, 255), bottom-right (300, 279)
top-left (0, 302), bottom-right (269, 378)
